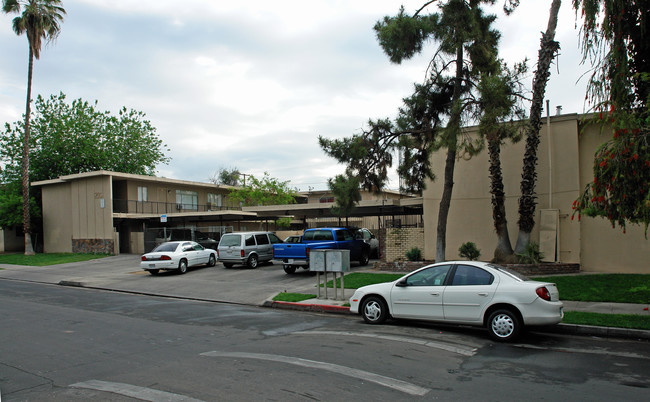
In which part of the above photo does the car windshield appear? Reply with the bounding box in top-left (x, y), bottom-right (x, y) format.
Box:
top-left (488, 263), bottom-right (530, 281)
top-left (152, 242), bottom-right (179, 252)
top-left (219, 235), bottom-right (241, 247)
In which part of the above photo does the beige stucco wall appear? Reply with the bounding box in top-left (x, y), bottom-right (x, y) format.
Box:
top-left (423, 114), bottom-right (595, 268)
top-left (71, 176), bottom-right (114, 241)
top-left (0, 228), bottom-right (23, 252)
top-left (42, 182), bottom-right (73, 253)
top-left (576, 122), bottom-right (650, 273)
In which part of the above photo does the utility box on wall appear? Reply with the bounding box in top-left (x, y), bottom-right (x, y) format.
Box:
top-left (310, 249), bottom-right (350, 272)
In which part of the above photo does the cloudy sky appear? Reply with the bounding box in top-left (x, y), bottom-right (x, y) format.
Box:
top-left (1, 0), bottom-right (590, 191)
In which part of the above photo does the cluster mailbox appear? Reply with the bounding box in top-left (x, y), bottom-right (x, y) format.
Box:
top-left (309, 249), bottom-right (350, 300)
top-left (309, 249), bottom-right (350, 272)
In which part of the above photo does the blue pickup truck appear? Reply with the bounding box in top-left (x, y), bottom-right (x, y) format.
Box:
top-left (272, 227), bottom-right (371, 274)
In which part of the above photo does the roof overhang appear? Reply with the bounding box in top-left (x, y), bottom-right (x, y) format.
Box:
top-left (243, 198), bottom-right (423, 219)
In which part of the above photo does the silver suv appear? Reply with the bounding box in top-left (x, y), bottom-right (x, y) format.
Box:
top-left (217, 231), bottom-right (283, 268)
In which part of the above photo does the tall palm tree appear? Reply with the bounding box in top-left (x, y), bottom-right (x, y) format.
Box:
top-left (514, 0), bottom-right (561, 254)
top-left (2, 0), bottom-right (65, 255)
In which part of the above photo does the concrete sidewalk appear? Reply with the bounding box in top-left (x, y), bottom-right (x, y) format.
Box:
top-left (1, 255), bottom-right (648, 340)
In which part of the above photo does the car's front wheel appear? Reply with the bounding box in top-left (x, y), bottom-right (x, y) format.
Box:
top-left (247, 254), bottom-right (259, 269)
top-left (361, 296), bottom-right (388, 324)
top-left (487, 309), bottom-right (521, 342)
top-left (178, 259), bottom-right (188, 274)
top-left (208, 254), bottom-right (216, 267)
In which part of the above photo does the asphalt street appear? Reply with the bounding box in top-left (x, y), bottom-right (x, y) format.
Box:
top-left (1, 278), bottom-right (649, 401)
top-left (0, 254), bottom-right (648, 340)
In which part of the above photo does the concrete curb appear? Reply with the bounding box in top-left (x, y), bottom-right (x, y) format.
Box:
top-left (264, 300), bottom-right (650, 341)
top-left (263, 300), bottom-right (353, 315)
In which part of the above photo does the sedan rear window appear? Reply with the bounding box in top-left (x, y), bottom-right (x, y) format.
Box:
top-left (488, 263), bottom-right (530, 281)
top-left (153, 242), bottom-right (178, 252)
top-left (219, 235), bottom-right (241, 247)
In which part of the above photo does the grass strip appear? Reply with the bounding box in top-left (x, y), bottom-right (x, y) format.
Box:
top-left (273, 292), bottom-right (317, 302)
top-left (536, 274), bottom-right (650, 304)
top-left (0, 253), bottom-right (111, 266)
top-left (563, 311), bottom-right (650, 330)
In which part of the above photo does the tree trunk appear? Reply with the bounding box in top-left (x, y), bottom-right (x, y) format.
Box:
top-left (435, 45), bottom-right (464, 262)
top-left (488, 138), bottom-right (514, 262)
top-left (515, 0), bottom-right (561, 254)
top-left (22, 46), bottom-right (35, 255)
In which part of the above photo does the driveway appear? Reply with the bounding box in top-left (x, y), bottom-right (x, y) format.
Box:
top-left (0, 254), bottom-right (365, 305)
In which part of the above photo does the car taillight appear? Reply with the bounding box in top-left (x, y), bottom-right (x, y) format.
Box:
top-left (141, 256), bottom-right (147, 261)
top-left (536, 286), bottom-right (551, 301)
top-left (306, 247), bottom-right (310, 257)
top-left (217, 250), bottom-right (220, 257)
top-left (160, 255), bottom-right (172, 261)
top-left (241, 250), bottom-right (245, 257)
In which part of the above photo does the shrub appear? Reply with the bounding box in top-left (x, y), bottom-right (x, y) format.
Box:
top-left (405, 247), bottom-right (422, 261)
top-left (517, 241), bottom-right (544, 264)
top-left (458, 242), bottom-right (481, 260)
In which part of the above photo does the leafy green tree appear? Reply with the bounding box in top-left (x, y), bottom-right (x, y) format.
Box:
top-left (321, 0), bottom-right (506, 262)
top-left (228, 172), bottom-right (298, 206)
top-left (328, 174), bottom-right (362, 226)
top-left (3, 0), bottom-right (66, 255)
top-left (572, 0), bottom-right (650, 236)
top-left (0, 92), bottom-right (170, 233)
top-left (0, 93), bottom-right (170, 183)
top-left (212, 167), bottom-right (241, 186)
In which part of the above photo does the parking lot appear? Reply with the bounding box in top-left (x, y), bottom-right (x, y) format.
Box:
top-left (0, 254), bottom-right (376, 306)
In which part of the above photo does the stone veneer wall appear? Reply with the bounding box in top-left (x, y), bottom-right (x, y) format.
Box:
top-left (379, 227), bottom-right (425, 263)
top-left (72, 239), bottom-right (115, 254)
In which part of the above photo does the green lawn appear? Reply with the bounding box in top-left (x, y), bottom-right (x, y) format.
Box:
top-left (563, 311), bottom-right (650, 330)
top-left (535, 274), bottom-right (650, 304)
top-left (0, 253), bottom-right (110, 266)
top-left (273, 292), bottom-right (318, 302)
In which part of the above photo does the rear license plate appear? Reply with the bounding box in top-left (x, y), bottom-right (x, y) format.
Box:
top-left (149, 264), bottom-right (156, 268)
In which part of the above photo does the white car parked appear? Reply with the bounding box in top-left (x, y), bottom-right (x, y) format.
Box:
top-left (141, 241), bottom-right (217, 275)
top-left (349, 261), bottom-right (563, 341)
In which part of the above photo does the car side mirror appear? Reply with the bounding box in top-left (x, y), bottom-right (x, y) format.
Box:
top-left (395, 279), bottom-right (408, 287)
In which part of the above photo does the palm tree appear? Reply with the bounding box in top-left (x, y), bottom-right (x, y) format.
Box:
top-left (2, 0), bottom-right (65, 255)
top-left (514, 0), bottom-right (561, 254)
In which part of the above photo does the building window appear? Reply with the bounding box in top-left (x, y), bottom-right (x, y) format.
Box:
top-left (319, 196), bottom-right (335, 203)
top-left (176, 190), bottom-right (198, 210)
top-left (137, 186), bottom-right (148, 202)
top-left (207, 193), bottom-right (223, 210)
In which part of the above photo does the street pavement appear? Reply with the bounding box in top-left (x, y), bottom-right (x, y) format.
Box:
top-left (0, 254), bottom-right (648, 340)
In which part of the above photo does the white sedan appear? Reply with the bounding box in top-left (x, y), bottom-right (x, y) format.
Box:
top-left (140, 241), bottom-right (217, 275)
top-left (349, 261), bottom-right (563, 341)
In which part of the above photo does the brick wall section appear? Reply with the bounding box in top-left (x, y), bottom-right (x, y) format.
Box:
top-left (379, 227), bottom-right (425, 263)
top-left (72, 239), bottom-right (115, 255)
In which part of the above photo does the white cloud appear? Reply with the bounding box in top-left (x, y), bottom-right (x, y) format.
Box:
top-left (1, 0), bottom-right (593, 190)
